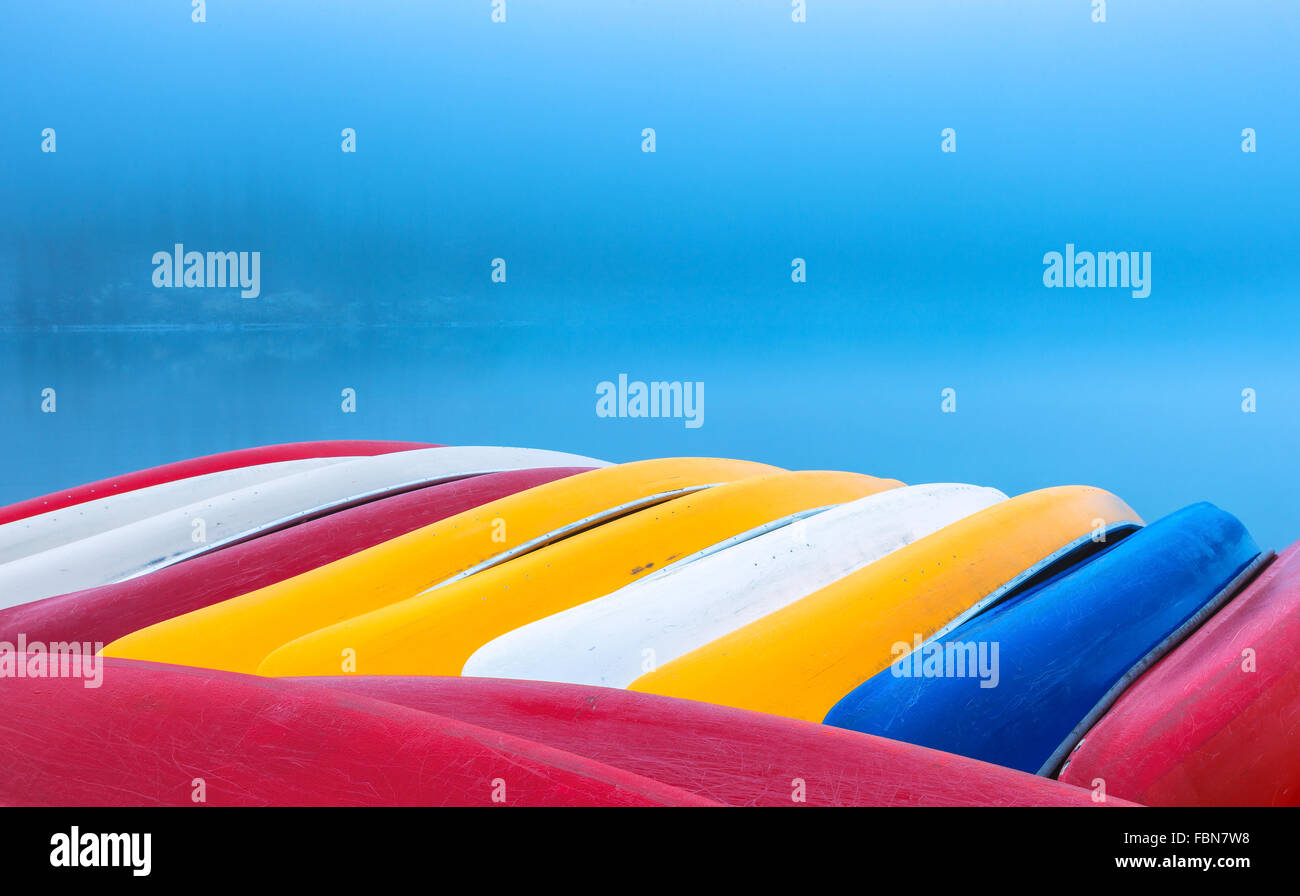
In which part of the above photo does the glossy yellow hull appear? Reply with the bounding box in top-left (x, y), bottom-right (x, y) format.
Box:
top-left (104, 457), bottom-right (783, 673)
top-left (628, 486), bottom-right (1142, 723)
top-left (256, 469), bottom-right (901, 677)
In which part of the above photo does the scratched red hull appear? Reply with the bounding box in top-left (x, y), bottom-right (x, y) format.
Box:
top-left (0, 659), bottom-right (713, 807)
top-left (291, 676), bottom-right (1131, 807)
top-left (1059, 541), bottom-right (1300, 806)
top-left (0, 467), bottom-right (590, 647)
top-left (0, 439), bottom-right (435, 527)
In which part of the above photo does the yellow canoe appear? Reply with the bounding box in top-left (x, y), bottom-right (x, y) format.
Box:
top-left (104, 457), bottom-right (784, 673)
top-left (628, 486), bottom-right (1142, 723)
top-left (256, 469), bottom-right (901, 677)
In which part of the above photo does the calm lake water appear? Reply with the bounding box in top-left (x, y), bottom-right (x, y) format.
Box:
top-left (2, 1), bottom-right (1297, 547)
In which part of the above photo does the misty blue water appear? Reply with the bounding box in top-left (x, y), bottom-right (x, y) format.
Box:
top-left (2, 1), bottom-right (1298, 547)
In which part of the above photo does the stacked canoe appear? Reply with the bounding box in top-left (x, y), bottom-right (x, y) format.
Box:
top-left (0, 441), bottom-right (1295, 806)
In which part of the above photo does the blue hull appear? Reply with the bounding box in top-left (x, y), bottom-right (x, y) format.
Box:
top-left (823, 503), bottom-right (1263, 775)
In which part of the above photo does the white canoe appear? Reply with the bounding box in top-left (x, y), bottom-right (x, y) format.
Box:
top-left (0, 457), bottom-right (354, 566)
top-left (0, 446), bottom-right (608, 609)
top-left (463, 482), bottom-right (1006, 688)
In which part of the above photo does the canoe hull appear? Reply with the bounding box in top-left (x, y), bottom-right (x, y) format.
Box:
top-left (0, 446), bottom-right (609, 607)
top-left (1059, 541), bottom-right (1300, 806)
top-left (288, 675), bottom-right (1131, 807)
top-left (825, 503), bottom-right (1262, 775)
top-left (0, 468), bottom-right (590, 648)
top-left (0, 439), bottom-right (433, 526)
top-left (0, 457), bottom-right (351, 564)
top-left (103, 457), bottom-right (783, 674)
top-left (0, 659), bottom-right (713, 807)
top-left (256, 469), bottom-right (897, 677)
top-left (464, 482), bottom-right (1006, 688)
top-left (628, 486), bottom-right (1143, 723)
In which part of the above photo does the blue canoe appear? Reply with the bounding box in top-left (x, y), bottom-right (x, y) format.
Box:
top-left (823, 502), bottom-right (1265, 775)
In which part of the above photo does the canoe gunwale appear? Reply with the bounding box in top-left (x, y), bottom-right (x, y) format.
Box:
top-left (108, 472), bottom-right (489, 584)
top-left (0, 440), bottom-right (436, 528)
top-left (1048, 549), bottom-right (1277, 778)
top-left (632, 502), bottom-right (844, 585)
top-left (107, 447), bottom-right (610, 586)
top-left (413, 483), bottom-right (722, 595)
top-left (918, 520), bottom-right (1143, 650)
top-left (463, 484), bottom-right (1009, 689)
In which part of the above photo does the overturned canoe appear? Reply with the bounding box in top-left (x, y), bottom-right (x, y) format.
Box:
top-left (628, 486), bottom-right (1142, 723)
top-left (464, 482), bottom-right (1006, 688)
top-left (0, 439), bottom-right (433, 527)
top-left (104, 457), bottom-right (783, 673)
top-left (0, 659), bottom-right (713, 807)
top-left (0, 456), bottom-right (351, 565)
top-left (288, 676), bottom-right (1135, 807)
top-left (826, 503), bottom-right (1264, 775)
top-left (0, 446), bottom-right (608, 608)
top-left (1059, 540), bottom-right (1300, 805)
top-left (256, 469), bottom-right (900, 677)
top-left (0, 468), bottom-right (590, 649)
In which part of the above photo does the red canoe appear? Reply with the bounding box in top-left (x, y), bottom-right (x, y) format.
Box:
top-left (0, 659), bottom-right (714, 807)
top-left (0, 439), bottom-right (435, 527)
top-left (0, 468), bottom-right (589, 648)
top-left (291, 676), bottom-right (1132, 807)
top-left (1059, 541), bottom-right (1300, 806)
